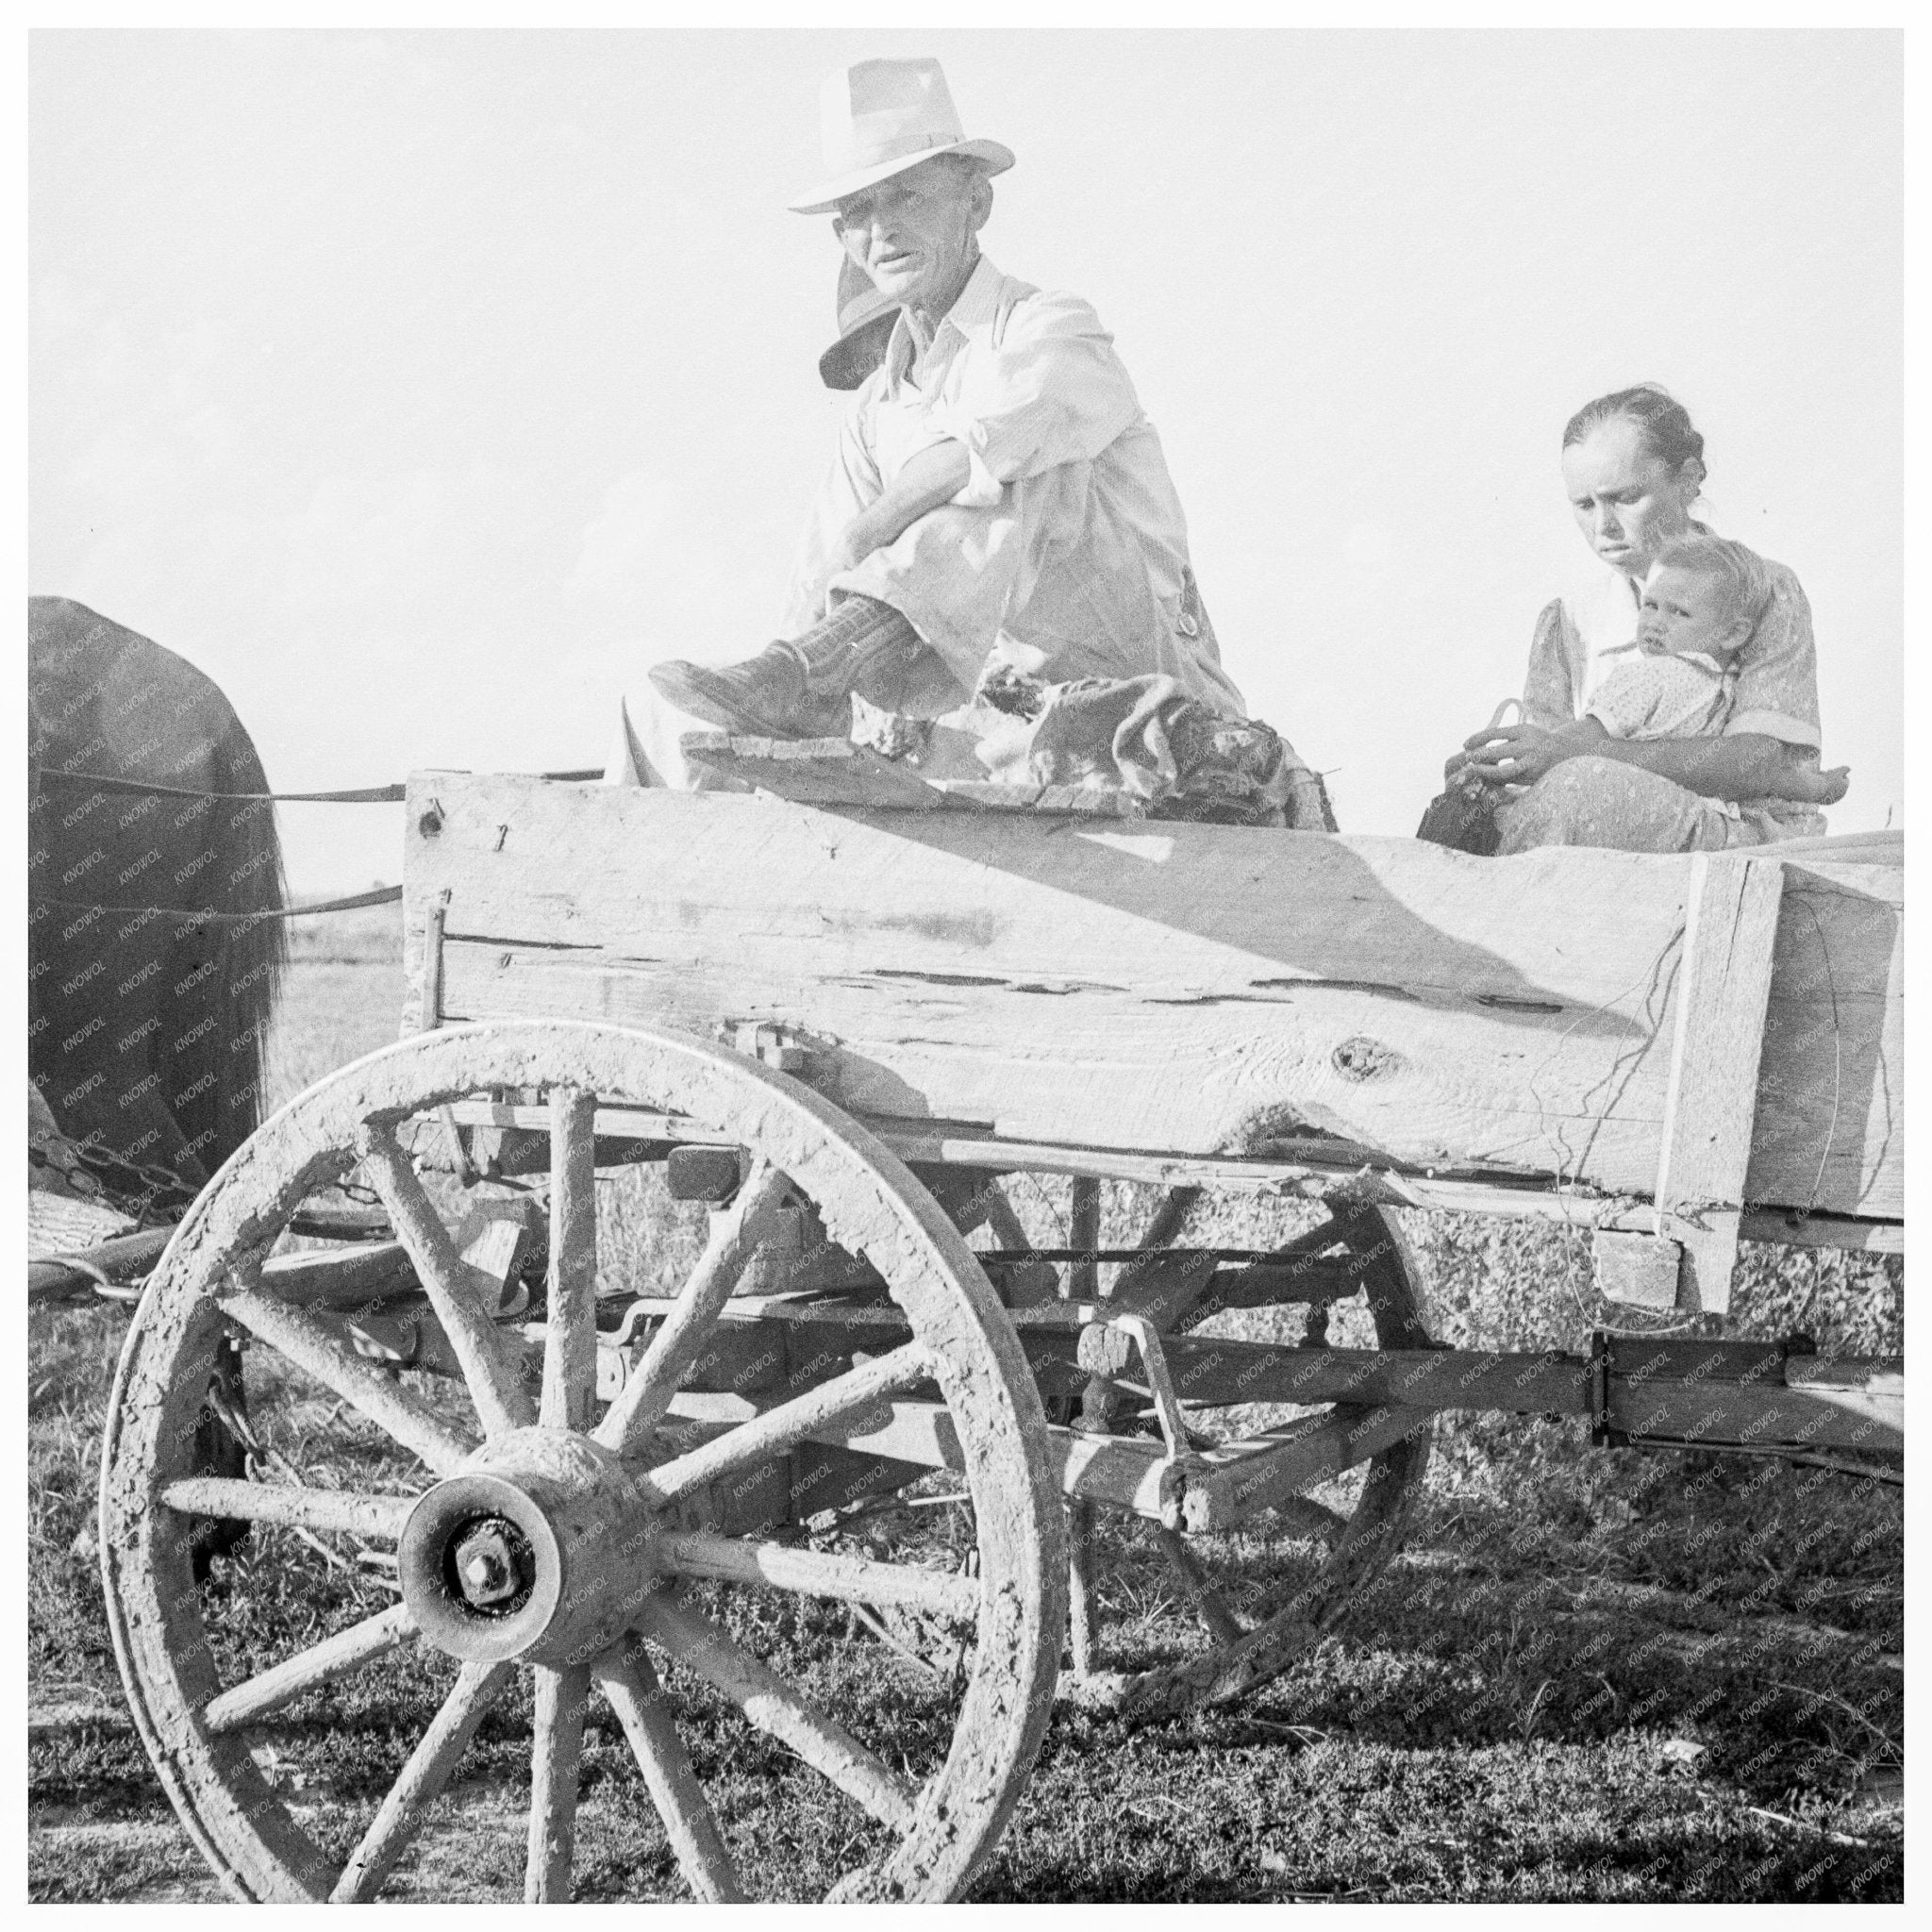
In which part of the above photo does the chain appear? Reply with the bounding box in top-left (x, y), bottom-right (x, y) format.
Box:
top-left (201, 1373), bottom-right (401, 1592)
top-left (29, 1139), bottom-right (199, 1221)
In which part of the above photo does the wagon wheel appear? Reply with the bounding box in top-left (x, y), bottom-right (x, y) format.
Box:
top-left (100, 1021), bottom-right (1064, 1903)
top-left (1058, 1189), bottom-right (1434, 1721)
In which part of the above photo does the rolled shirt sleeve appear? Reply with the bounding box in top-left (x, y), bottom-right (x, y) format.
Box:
top-left (924, 291), bottom-right (1143, 508)
top-left (1724, 563), bottom-right (1823, 750)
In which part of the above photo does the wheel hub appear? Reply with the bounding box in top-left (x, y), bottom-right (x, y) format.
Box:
top-left (398, 1429), bottom-right (659, 1665)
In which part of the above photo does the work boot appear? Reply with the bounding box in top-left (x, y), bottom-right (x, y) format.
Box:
top-left (648, 642), bottom-right (813, 737)
top-left (649, 594), bottom-right (924, 739)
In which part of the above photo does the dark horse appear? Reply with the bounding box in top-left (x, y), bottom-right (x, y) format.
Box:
top-left (29, 597), bottom-right (288, 1208)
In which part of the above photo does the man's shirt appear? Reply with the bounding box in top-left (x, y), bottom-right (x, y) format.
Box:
top-left (782, 255), bottom-right (1247, 717)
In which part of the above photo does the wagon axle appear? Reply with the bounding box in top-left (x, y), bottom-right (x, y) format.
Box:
top-left (450, 1518), bottom-right (532, 1612)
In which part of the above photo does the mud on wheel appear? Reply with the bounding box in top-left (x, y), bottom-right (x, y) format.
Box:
top-left (99, 1022), bottom-right (1064, 1903)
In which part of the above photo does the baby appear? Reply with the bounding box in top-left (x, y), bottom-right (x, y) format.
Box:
top-left (1586, 533), bottom-right (1847, 803)
top-left (1420, 532), bottom-right (1845, 853)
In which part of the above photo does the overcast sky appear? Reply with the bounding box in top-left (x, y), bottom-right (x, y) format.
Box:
top-left (30, 28), bottom-right (1902, 890)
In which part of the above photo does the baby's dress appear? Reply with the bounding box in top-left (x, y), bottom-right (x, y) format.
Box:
top-left (1585, 650), bottom-right (1735, 741)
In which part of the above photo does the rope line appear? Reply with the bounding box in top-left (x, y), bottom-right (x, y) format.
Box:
top-left (42, 884), bottom-right (403, 924)
top-left (33, 764), bottom-right (605, 804)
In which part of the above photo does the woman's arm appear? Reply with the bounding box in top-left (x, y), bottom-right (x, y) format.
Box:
top-left (1460, 719), bottom-right (1817, 801)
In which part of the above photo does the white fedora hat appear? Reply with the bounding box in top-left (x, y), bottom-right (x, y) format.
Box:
top-left (789, 58), bottom-right (1014, 215)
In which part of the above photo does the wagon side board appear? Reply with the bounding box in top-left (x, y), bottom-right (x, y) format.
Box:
top-left (400, 777), bottom-right (1904, 1295)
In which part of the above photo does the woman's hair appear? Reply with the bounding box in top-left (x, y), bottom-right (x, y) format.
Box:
top-left (1651, 532), bottom-right (1772, 634)
top-left (1562, 385), bottom-right (1706, 478)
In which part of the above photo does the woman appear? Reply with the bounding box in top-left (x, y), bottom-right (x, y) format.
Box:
top-left (1454, 386), bottom-right (1835, 853)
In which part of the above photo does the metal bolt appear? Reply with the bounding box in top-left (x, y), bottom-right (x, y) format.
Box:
top-left (451, 1519), bottom-right (525, 1609)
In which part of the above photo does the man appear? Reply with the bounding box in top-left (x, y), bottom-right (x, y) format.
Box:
top-left (650, 57), bottom-right (1245, 739)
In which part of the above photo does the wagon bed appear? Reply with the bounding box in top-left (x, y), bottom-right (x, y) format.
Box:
top-left (404, 772), bottom-right (1904, 1302)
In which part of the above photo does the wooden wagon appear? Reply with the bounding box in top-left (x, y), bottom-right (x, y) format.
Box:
top-left (97, 760), bottom-right (1904, 1901)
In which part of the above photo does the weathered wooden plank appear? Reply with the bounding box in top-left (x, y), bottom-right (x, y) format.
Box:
top-left (444, 1095), bottom-right (1891, 1246)
top-left (680, 733), bottom-right (958, 810)
top-left (28, 1222), bottom-right (171, 1302)
top-left (27, 1191), bottom-right (140, 1259)
top-left (681, 734), bottom-right (1136, 817)
top-left (1744, 857), bottom-right (1904, 1221)
top-left (625, 1309), bottom-right (1901, 1451)
top-left (1648, 855), bottom-right (1787, 1313)
top-left (1610, 1375), bottom-right (1902, 1453)
top-left (1736, 1208), bottom-right (1904, 1254)
top-left (659, 1334), bottom-right (1899, 1534)
top-left (1192, 1407), bottom-right (1429, 1530)
top-left (440, 939), bottom-right (1690, 1192)
top-left (405, 777), bottom-right (1694, 1196)
top-left (258, 1240), bottom-right (419, 1308)
top-left (401, 775), bottom-right (1902, 1222)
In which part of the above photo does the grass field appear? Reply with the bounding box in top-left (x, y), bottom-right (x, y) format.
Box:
top-left (27, 902), bottom-right (1904, 1902)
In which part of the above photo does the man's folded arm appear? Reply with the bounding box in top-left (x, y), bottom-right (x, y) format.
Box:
top-left (926, 292), bottom-right (1142, 506)
top-left (833, 439), bottom-right (974, 564)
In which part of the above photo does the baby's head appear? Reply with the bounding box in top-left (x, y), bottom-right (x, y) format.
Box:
top-left (1638, 534), bottom-right (1772, 664)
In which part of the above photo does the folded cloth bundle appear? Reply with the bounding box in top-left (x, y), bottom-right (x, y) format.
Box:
top-left (958, 668), bottom-right (1333, 829)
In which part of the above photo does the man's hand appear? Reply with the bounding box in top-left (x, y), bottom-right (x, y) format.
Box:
top-left (828, 439), bottom-right (974, 578)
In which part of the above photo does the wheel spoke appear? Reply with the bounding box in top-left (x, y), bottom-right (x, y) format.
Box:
top-left (638, 1596), bottom-right (917, 1835)
top-left (594, 1638), bottom-right (745, 1902)
top-left (641, 1341), bottom-right (934, 1506)
top-left (203, 1603), bottom-right (418, 1737)
top-left (1155, 1526), bottom-right (1243, 1646)
top-left (160, 1476), bottom-right (411, 1541)
top-left (541, 1088), bottom-right (600, 1431)
top-left (1068, 1175), bottom-right (1102, 1300)
top-left (525, 1663), bottom-right (589, 1902)
top-left (358, 1124), bottom-right (537, 1438)
top-left (661, 1529), bottom-right (979, 1621)
top-left (331, 1658), bottom-right (511, 1902)
top-left (593, 1160), bottom-right (788, 1455)
top-left (1271, 1211), bottom-right (1347, 1261)
top-left (1067, 1499), bottom-right (1102, 1676)
top-left (1137, 1185), bottom-right (1204, 1252)
top-left (219, 1288), bottom-right (476, 1474)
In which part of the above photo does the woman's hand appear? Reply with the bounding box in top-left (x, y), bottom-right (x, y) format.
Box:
top-left (1458, 716), bottom-right (1607, 786)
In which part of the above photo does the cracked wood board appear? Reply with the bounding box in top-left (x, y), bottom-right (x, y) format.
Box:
top-left (680, 733), bottom-right (1137, 817)
top-left (679, 733), bottom-right (959, 810)
top-left (1744, 852), bottom-right (1903, 1224)
top-left (1643, 854), bottom-right (1786, 1313)
top-left (400, 774), bottom-right (1902, 1222)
